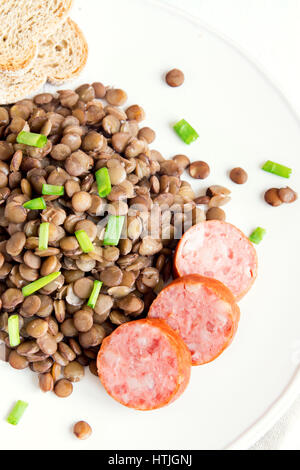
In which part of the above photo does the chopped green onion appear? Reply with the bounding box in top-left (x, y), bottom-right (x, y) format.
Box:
top-left (17, 131), bottom-right (47, 148)
top-left (8, 315), bottom-right (20, 348)
top-left (95, 167), bottom-right (111, 197)
top-left (7, 400), bottom-right (28, 426)
top-left (23, 197), bottom-right (46, 210)
top-left (39, 222), bottom-right (49, 250)
top-left (173, 119), bottom-right (199, 144)
top-left (249, 227), bottom-right (266, 244)
top-left (87, 280), bottom-right (103, 309)
top-left (22, 272), bottom-right (61, 297)
top-left (103, 215), bottom-right (125, 246)
top-left (262, 160), bottom-right (292, 178)
top-left (42, 184), bottom-right (64, 196)
top-left (75, 230), bottom-right (94, 253)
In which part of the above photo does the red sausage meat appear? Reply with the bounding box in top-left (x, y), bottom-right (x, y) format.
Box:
top-left (148, 275), bottom-right (240, 365)
top-left (174, 220), bottom-right (258, 300)
top-left (97, 318), bottom-right (191, 410)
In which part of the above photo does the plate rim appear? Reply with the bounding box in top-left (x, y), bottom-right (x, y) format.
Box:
top-left (145, 0), bottom-right (300, 450)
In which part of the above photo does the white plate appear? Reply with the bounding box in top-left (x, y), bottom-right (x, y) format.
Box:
top-left (1, 0), bottom-right (300, 451)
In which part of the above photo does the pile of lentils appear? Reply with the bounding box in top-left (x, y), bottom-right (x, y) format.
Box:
top-left (0, 81), bottom-right (227, 398)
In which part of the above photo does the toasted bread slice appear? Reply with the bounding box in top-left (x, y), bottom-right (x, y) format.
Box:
top-left (40, 18), bottom-right (88, 84)
top-left (0, 0), bottom-right (73, 72)
top-left (0, 18), bottom-right (88, 104)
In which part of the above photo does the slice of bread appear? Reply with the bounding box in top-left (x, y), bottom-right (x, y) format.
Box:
top-left (0, 0), bottom-right (73, 72)
top-left (0, 18), bottom-right (88, 104)
top-left (39, 18), bottom-right (88, 85)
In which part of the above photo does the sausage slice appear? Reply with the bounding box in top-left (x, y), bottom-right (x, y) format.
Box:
top-left (174, 220), bottom-right (258, 300)
top-left (148, 275), bottom-right (240, 365)
top-left (97, 318), bottom-right (191, 410)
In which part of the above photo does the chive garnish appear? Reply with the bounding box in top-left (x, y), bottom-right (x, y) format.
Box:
top-left (249, 227), bottom-right (266, 244)
top-left (16, 131), bottom-right (47, 148)
top-left (7, 401), bottom-right (28, 425)
top-left (22, 272), bottom-right (61, 297)
top-left (87, 280), bottom-right (103, 309)
top-left (23, 197), bottom-right (46, 210)
top-left (95, 167), bottom-right (111, 197)
top-left (103, 215), bottom-right (125, 246)
top-left (8, 315), bottom-right (20, 348)
top-left (42, 184), bottom-right (64, 196)
top-left (262, 160), bottom-right (292, 178)
top-left (39, 222), bottom-right (49, 250)
top-left (173, 119), bottom-right (199, 144)
top-left (75, 230), bottom-right (94, 253)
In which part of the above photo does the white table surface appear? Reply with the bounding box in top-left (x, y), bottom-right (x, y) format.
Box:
top-left (162, 0), bottom-right (300, 450)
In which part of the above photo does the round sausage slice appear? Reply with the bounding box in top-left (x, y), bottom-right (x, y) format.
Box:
top-left (174, 220), bottom-right (258, 300)
top-left (97, 318), bottom-right (191, 410)
top-left (148, 275), bottom-right (240, 365)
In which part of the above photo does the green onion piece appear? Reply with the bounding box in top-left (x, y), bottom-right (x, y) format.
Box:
top-left (7, 400), bottom-right (28, 426)
top-left (103, 215), bottom-right (125, 246)
top-left (262, 160), bottom-right (292, 178)
top-left (75, 230), bottom-right (94, 253)
top-left (8, 315), bottom-right (20, 348)
top-left (87, 280), bottom-right (103, 309)
top-left (23, 197), bottom-right (46, 210)
top-left (95, 167), bottom-right (111, 197)
top-left (39, 222), bottom-right (49, 250)
top-left (22, 272), bottom-right (61, 297)
top-left (173, 119), bottom-right (199, 144)
top-left (249, 227), bottom-right (266, 244)
top-left (16, 131), bottom-right (47, 148)
top-left (42, 183), bottom-right (64, 196)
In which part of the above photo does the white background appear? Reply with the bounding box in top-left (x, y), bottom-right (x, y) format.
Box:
top-left (164, 0), bottom-right (300, 115)
top-left (162, 0), bottom-right (300, 449)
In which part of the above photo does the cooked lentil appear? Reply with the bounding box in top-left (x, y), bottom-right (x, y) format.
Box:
top-left (54, 378), bottom-right (73, 398)
top-left (189, 161), bottom-right (210, 179)
top-left (165, 69), bottom-right (185, 87)
top-left (64, 361), bottom-right (85, 382)
top-left (229, 167), bottom-right (248, 184)
top-left (264, 188), bottom-right (282, 207)
top-left (172, 154), bottom-right (190, 172)
top-left (38, 372), bottom-right (54, 392)
top-left (278, 187), bottom-right (297, 204)
top-left (206, 185), bottom-right (231, 197)
top-left (0, 82), bottom-right (214, 399)
top-left (194, 196), bottom-right (210, 205)
top-left (206, 207), bottom-right (226, 221)
top-left (73, 421), bottom-right (92, 440)
top-left (138, 127), bottom-right (156, 144)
